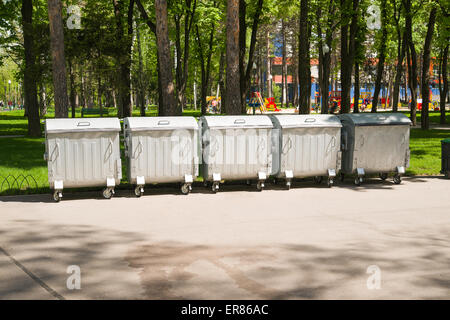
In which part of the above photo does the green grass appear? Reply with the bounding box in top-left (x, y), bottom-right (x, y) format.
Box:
top-left (0, 108), bottom-right (448, 195)
top-left (408, 129), bottom-right (449, 175)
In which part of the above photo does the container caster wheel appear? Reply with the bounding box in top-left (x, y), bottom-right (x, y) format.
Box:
top-left (286, 180), bottom-right (291, 190)
top-left (103, 188), bottom-right (114, 199)
top-left (379, 173), bottom-right (388, 181)
top-left (314, 176), bottom-right (323, 184)
top-left (327, 179), bottom-right (334, 188)
top-left (181, 183), bottom-right (191, 195)
top-left (340, 173), bottom-right (345, 182)
top-left (393, 175), bottom-right (402, 184)
top-left (135, 186), bottom-right (144, 197)
top-left (53, 191), bottom-right (62, 202)
top-left (257, 181), bottom-right (265, 191)
top-left (354, 177), bottom-right (363, 186)
top-left (212, 182), bottom-right (219, 193)
top-left (246, 179), bottom-right (252, 186)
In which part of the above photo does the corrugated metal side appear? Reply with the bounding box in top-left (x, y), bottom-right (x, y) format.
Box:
top-left (353, 125), bottom-right (410, 173)
top-left (47, 132), bottom-right (121, 188)
top-left (279, 127), bottom-right (341, 177)
top-left (205, 128), bottom-right (273, 180)
top-left (128, 129), bottom-right (198, 184)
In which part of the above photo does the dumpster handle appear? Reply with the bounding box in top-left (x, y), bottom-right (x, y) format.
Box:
top-left (50, 142), bottom-right (60, 161)
top-left (326, 136), bottom-right (336, 154)
top-left (304, 118), bottom-right (316, 123)
top-left (77, 121), bottom-right (91, 127)
top-left (158, 120), bottom-right (170, 125)
top-left (282, 138), bottom-right (292, 154)
top-left (133, 140), bottom-right (143, 159)
top-left (234, 119), bottom-right (246, 124)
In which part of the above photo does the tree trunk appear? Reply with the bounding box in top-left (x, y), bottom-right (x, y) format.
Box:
top-left (238, 0), bottom-right (264, 113)
top-left (136, 21), bottom-right (146, 116)
top-left (196, 23), bottom-right (215, 116)
top-left (218, 48), bottom-right (226, 114)
top-left (393, 30), bottom-right (407, 112)
top-left (420, 7), bottom-right (437, 130)
top-left (155, 0), bottom-right (177, 115)
top-left (175, 0), bottom-right (197, 111)
top-left (266, 30), bottom-right (272, 98)
top-left (281, 19), bottom-right (287, 108)
top-left (353, 61), bottom-right (359, 113)
top-left (439, 45), bottom-right (448, 124)
top-left (371, 0), bottom-right (387, 113)
top-left (340, 0), bottom-right (358, 114)
top-left (48, 0), bottom-right (68, 118)
top-left (68, 58), bottom-right (76, 118)
top-left (405, 0), bottom-right (418, 125)
top-left (21, 0), bottom-right (40, 136)
top-left (225, 0), bottom-right (241, 114)
top-left (298, 0), bottom-right (309, 114)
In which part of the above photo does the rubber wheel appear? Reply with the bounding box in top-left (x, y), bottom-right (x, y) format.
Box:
top-left (181, 184), bottom-right (190, 195)
top-left (340, 173), bottom-right (345, 182)
top-left (327, 179), bottom-right (334, 188)
top-left (212, 183), bottom-right (219, 193)
top-left (257, 181), bottom-right (264, 191)
top-left (379, 173), bottom-right (388, 180)
top-left (314, 176), bottom-right (323, 184)
top-left (103, 188), bottom-right (113, 199)
top-left (134, 186), bottom-right (142, 197)
top-left (393, 175), bottom-right (402, 184)
top-left (53, 191), bottom-right (61, 202)
top-left (286, 182), bottom-right (291, 190)
top-left (354, 177), bottom-right (362, 186)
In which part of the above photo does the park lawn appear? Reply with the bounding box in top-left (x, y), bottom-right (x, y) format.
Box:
top-left (408, 129), bottom-right (448, 175)
top-left (0, 109), bottom-right (448, 195)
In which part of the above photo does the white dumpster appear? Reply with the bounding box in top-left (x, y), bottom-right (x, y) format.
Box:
top-left (44, 118), bottom-right (122, 201)
top-left (270, 114), bottom-right (342, 189)
top-left (338, 113), bottom-right (411, 185)
top-left (123, 117), bottom-right (200, 196)
top-left (200, 115), bottom-right (274, 192)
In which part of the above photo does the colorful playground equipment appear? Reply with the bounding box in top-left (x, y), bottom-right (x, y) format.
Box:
top-left (207, 96), bottom-right (221, 113)
top-left (247, 92), bottom-right (280, 114)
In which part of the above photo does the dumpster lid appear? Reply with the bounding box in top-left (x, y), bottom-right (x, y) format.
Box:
top-left (338, 113), bottom-right (412, 126)
top-left (202, 115), bottom-right (273, 129)
top-left (45, 118), bottom-right (121, 133)
top-left (124, 116), bottom-right (198, 131)
top-left (271, 114), bottom-right (342, 128)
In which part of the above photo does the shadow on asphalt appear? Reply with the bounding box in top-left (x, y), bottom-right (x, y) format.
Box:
top-left (0, 220), bottom-right (145, 299)
top-left (0, 175), bottom-right (447, 203)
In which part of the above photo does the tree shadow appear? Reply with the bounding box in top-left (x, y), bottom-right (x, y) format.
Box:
top-left (125, 232), bottom-right (450, 299)
top-left (0, 220), bottom-right (145, 299)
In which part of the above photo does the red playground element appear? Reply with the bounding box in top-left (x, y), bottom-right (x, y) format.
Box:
top-left (265, 97), bottom-right (280, 112)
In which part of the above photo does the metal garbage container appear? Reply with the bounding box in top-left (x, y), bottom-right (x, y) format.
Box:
top-left (338, 113), bottom-right (411, 185)
top-left (44, 118), bottom-right (122, 201)
top-left (200, 115), bottom-right (274, 192)
top-left (270, 114), bottom-right (342, 189)
top-left (441, 138), bottom-right (450, 179)
top-left (123, 116), bottom-right (199, 196)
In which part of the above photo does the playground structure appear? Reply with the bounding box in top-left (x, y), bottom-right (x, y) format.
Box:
top-left (247, 91), bottom-right (280, 114)
top-left (207, 96), bottom-right (221, 114)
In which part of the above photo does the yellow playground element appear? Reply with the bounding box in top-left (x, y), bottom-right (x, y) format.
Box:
top-left (247, 92), bottom-right (280, 114)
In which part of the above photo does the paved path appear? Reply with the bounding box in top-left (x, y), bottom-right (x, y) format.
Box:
top-left (0, 177), bottom-right (449, 299)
